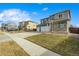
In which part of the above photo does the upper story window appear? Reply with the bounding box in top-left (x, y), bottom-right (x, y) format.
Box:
top-left (59, 14), bottom-right (62, 19)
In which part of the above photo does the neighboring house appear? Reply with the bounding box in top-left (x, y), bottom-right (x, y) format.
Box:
top-left (37, 10), bottom-right (71, 34)
top-left (19, 21), bottom-right (37, 31)
top-left (1, 23), bottom-right (18, 31)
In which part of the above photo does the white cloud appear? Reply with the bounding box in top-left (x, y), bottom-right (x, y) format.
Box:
top-left (0, 9), bottom-right (31, 25)
top-left (32, 12), bottom-right (37, 15)
top-left (42, 7), bottom-right (48, 11)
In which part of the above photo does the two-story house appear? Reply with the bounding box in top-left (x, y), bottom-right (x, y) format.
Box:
top-left (19, 21), bottom-right (37, 31)
top-left (37, 10), bottom-right (71, 34)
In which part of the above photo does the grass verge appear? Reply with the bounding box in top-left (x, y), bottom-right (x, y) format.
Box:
top-left (0, 41), bottom-right (29, 56)
top-left (0, 30), bottom-right (4, 35)
top-left (26, 34), bottom-right (79, 56)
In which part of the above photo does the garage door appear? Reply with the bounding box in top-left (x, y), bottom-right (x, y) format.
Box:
top-left (41, 26), bottom-right (51, 32)
top-left (37, 27), bottom-right (40, 32)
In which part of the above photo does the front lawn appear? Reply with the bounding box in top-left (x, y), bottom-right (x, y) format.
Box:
top-left (26, 34), bottom-right (79, 56)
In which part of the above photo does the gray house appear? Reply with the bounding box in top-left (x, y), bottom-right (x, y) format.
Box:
top-left (37, 10), bottom-right (71, 34)
top-left (1, 23), bottom-right (18, 31)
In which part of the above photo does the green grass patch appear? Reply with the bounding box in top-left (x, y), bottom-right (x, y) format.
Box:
top-left (26, 34), bottom-right (79, 56)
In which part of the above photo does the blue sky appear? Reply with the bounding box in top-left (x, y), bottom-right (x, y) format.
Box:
top-left (0, 3), bottom-right (79, 27)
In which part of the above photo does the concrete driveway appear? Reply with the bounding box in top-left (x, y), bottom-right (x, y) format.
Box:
top-left (10, 32), bottom-right (41, 38)
top-left (70, 33), bottom-right (79, 39)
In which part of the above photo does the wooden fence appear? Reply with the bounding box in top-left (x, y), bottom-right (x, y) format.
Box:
top-left (69, 27), bottom-right (79, 34)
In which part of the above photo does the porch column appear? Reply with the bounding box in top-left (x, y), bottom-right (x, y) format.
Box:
top-left (67, 20), bottom-right (70, 34)
top-left (51, 22), bottom-right (53, 32)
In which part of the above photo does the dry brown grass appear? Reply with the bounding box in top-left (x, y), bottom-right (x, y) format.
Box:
top-left (0, 41), bottom-right (29, 56)
top-left (0, 30), bottom-right (4, 35)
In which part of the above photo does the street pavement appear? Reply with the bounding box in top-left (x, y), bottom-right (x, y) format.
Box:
top-left (10, 32), bottom-right (41, 38)
top-left (0, 35), bottom-right (12, 42)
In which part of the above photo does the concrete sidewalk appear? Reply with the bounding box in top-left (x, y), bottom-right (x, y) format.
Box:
top-left (5, 33), bottom-right (60, 56)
